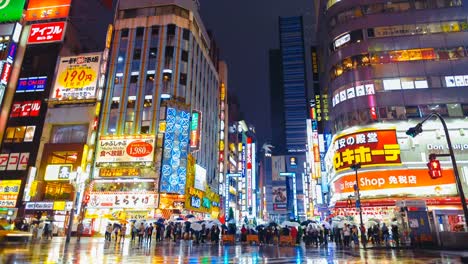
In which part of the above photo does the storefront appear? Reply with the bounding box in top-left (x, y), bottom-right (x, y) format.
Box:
top-left (84, 190), bottom-right (159, 235)
top-left (24, 201), bottom-right (73, 235)
top-left (325, 121), bottom-right (468, 242)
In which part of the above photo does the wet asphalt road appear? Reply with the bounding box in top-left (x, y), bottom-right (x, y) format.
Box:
top-left (0, 237), bottom-right (466, 264)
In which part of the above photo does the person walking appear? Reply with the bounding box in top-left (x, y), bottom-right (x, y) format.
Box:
top-left (138, 223), bottom-right (145, 244)
top-left (131, 223), bottom-right (137, 242)
top-left (146, 223), bottom-right (153, 244)
top-left (382, 223), bottom-right (389, 246)
top-left (105, 224), bottom-right (112, 241)
top-left (120, 224), bottom-right (127, 243)
top-left (113, 225), bottom-right (120, 242)
top-left (77, 221), bottom-right (84, 242)
top-left (360, 224), bottom-right (367, 249)
top-left (391, 224), bottom-right (399, 247)
top-left (343, 224), bottom-right (351, 247)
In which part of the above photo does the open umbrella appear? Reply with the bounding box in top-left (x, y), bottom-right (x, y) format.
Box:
top-left (176, 217), bottom-right (184, 221)
top-left (186, 214), bottom-right (196, 219)
top-left (157, 218), bottom-right (165, 223)
top-left (268, 222), bottom-right (278, 227)
top-left (255, 225), bottom-right (265, 231)
top-left (321, 221), bottom-right (331, 229)
top-left (301, 220), bottom-right (313, 226)
top-left (191, 222), bottom-right (202, 231)
top-left (281, 221), bottom-right (296, 227)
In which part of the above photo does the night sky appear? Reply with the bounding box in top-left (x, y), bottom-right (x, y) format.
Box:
top-left (199, 0), bottom-right (315, 145)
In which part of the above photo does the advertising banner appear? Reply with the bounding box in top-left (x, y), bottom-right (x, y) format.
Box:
top-left (25, 0), bottom-right (71, 21)
top-left (0, 152), bottom-right (29, 171)
top-left (16, 76), bottom-right (47, 93)
top-left (99, 168), bottom-right (140, 177)
top-left (271, 156), bottom-right (285, 182)
top-left (0, 0), bottom-right (26, 22)
top-left (87, 192), bottom-right (158, 209)
top-left (190, 110), bottom-right (201, 151)
top-left (96, 136), bottom-right (155, 163)
top-left (194, 164), bottom-right (206, 191)
top-left (10, 101), bottom-right (41, 117)
top-left (51, 54), bottom-right (101, 100)
top-left (0, 180), bottom-right (21, 208)
top-left (44, 164), bottom-right (73, 181)
top-left (160, 106), bottom-right (190, 194)
top-left (332, 128), bottom-right (401, 172)
top-left (272, 186), bottom-right (287, 211)
top-left (28, 21), bottom-right (67, 44)
top-left (333, 169), bottom-right (456, 194)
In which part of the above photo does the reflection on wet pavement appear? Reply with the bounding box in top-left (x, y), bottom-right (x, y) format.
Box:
top-left (0, 237), bottom-right (464, 264)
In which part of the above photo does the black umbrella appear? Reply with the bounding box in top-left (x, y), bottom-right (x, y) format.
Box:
top-left (301, 220), bottom-right (312, 226)
top-left (186, 214), bottom-right (195, 219)
top-left (256, 225), bottom-right (265, 230)
top-left (157, 218), bottom-right (165, 223)
top-left (221, 224), bottom-right (228, 230)
top-left (268, 222), bottom-right (278, 227)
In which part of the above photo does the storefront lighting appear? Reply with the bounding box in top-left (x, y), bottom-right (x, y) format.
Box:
top-left (161, 93), bottom-right (171, 99)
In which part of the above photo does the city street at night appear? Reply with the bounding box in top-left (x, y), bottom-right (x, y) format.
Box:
top-left (0, 238), bottom-right (466, 264)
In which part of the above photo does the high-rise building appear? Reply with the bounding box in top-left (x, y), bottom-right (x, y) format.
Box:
top-left (317, 0), bottom-right (468, 240)
top-left (268, 49), bottom-right (287, 155)
top-left (88, 0), bottom-right (221, 230)
top-left (279, 16), bottom-right (308, 153)
top-left (0, 0), bottom-right (112, 224)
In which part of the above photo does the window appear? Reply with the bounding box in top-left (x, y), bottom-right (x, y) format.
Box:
top-left (182, 29), bottom-right (190, 40)
top-left (51, 125), bottom-right (88, 144)
top-left (181, 50), bottom-right (188, 62)
top-left (136, 27), bottom-right (145, 37)
top-left (133, 49), bottom-right (141, 60)
top-left (49, 151), bottom-right (78, 164)
top-left (121, 29), bottom-right (129, 38)
top-left (405, 106), bottom-right (421, 118)
top-left (179, 73), bottom-right (187, 85)
top-left (447, 103), bottom-right (463, 117)
top-left (149, 48), bottom-right (157, 59)
top-left (151, 26), bottom-right (159, 36)
top-left (167, 24), bottom-right (176, 36)
top-left (3, 126), bottom-right (34, 143)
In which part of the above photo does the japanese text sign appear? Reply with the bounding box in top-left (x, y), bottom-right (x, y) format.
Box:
top-left (96, 136), bottom-right (155, 163)
top-left (28, 21), bottom-right (66, 44)
top-left (99, 168), bottom-right (140, 177)
top-left (51, 54), bottom-right (101, 100)
top-left (333, 169), bottom-right (455, 194)
top-left (0, 180), bottom-right (21, 208)
top-left (332, 129), bottom-right (401, 172)
top-left (10, 101), bottom-right (41, 117)
top-left (87, 192), bottom-right (157, 209)
top-left (25, 0), bottom-right (71, 21)
top-left (0, 0), bottom-right (26, 22)
top-left (0, 153), bottom-right (29, 171)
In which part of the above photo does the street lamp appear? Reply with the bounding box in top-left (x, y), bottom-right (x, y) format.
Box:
top-left (406, 112), bottom-right (468, 230)
top-left (350, 163), bottom-right (363, 228)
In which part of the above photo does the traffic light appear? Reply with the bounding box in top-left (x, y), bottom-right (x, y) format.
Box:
top-left (406, 123), bottom-right (423, 137)
top-left (427, 156), bottom-right (442, 179)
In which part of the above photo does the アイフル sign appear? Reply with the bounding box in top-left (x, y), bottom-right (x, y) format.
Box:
top-left (27, 21), bottom-right (66, 44)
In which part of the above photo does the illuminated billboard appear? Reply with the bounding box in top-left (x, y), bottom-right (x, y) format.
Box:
top-left (51, 53), bottom-right (101, 100)
top-left (96, 135), bottom-right (155, 163)
top-left (25, 0), bottom-right (71, 21)
top-left (332, 128), bottom-right (401, 172)
top-left (16, 76), bottom-right (47, 93)
top-left (28, 21), bottom-right (67, 44)
top-left (0, 0), bottom-right (26, 22)
top-left (189, 110), bottom-right (201, 151)
top-left (0, 180), bottom-right (21, 207)
top-left (10, 101), bottom-right (41, 117)
top-left (160, 106), bottom-right (191, 194)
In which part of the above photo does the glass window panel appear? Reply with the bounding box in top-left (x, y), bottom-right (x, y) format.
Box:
top-left (383, 78), bottom-right (402, 90)
top-left (447, 103), bottom-right (463, 117)
top-left (4, 127), bottom-right (15, 142)
top-left (51, 125), bottom-right (88, 143)
top-left (415, 80), bottom-right (429, 88)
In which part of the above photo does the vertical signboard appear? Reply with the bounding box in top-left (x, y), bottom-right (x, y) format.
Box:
top-left (159, 106), bottom-right (191, 194)
top-left (189, 110), bottom-right (201, 151)
top-left (246, 137), bottom-right (252, 209)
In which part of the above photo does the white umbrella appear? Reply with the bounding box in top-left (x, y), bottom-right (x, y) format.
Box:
top-left (210, 219), bottom-right (222, 226)
top-left (321, 221), bottom-right (331, 229)
top-left (287, 222), bottom-right (300, 227)
top-left (191, 222), bottom-right (202, 231)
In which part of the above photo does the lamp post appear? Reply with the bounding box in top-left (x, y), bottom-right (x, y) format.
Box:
top-left (350, 163), bottom-right (363, 228)
top-left (65, 169), bottom-right (85, 245)
top-left (406, 112), bottom-right (468, 230)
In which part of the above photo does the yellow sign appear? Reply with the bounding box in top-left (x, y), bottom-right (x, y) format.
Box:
top-left (51, 54), bottom-right (101, 100)
top-left (0, 180), bottom-right (21, 195)
top-left (53, 201), bottom-right (66, 211)
top-left (106, 24), bottom-right (113, 49)
top-left (99, 168), bottom-right (140, 177)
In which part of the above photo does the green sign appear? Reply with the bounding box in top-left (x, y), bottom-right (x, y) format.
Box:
top-left (0, 0), bottom-right (26, 22)
top-left (191, 112), bottom-right (199, 130)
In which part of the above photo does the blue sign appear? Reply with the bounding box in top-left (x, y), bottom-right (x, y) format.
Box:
top-left (191, 196), bottom-right (201, 208)
top-left (159, 107), bottom-right (191, 194)
top-left (355, 200), bottom-right (361, 208)
top-left (16, 76), bottom-right (47, 93)
top-left (7, 43), bottom-right (17, 63)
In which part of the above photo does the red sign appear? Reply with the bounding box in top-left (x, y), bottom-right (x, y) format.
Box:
top-left (25, 0), bottom-right (71, 21)
top-left (0, 62), bottom-right (12, 85)
top-left (126, 141), bottom-right (153, 158)
top-left (332, 129), bottom-right (401, 172)
top-left (28, 22), bottom-right (66, 44)
top-left (10, 101), bottom-right (41, 117)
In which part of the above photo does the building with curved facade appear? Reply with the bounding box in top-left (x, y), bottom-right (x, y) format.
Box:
top-left (317, 0), bottom-right (468, 240)
top-left (85, 0), bottom-right (221, 233)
